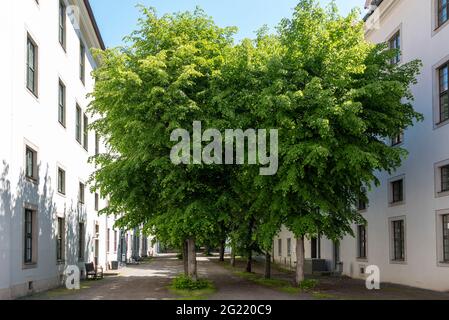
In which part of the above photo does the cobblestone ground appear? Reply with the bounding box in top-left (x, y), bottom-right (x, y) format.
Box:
top-left (22, 254), bottom-right (449, 300)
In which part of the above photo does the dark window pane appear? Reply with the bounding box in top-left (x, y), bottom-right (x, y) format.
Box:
top-left (392, 220), bottom-right (405, 261)
top-left (24, 209), bottom-right (33, 263)
top-left (443, 215), bottom-right (449, 262)
top-left (76, 106), bottom-right (81, 142)
top-left (442, 166), bottom-right (449, 192)
top-left (392, 180), bottom-right (404, 203)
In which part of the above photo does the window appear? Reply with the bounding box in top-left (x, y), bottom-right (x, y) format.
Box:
top-left (56, 217), bottom-right (65, 262)
top-left (59, 0), bottom-right (66, 49)
top-left (83, 114), bottom-right (89, 150)
top-left (389, 31), bottom-right (401, 65)
top-left (287, 238), bottom-right (291, 257)
top-left (391, 179), bottom-right (404, 204)
top-left (114, 230), bottom-right (117, 252)
top-left (57, 167), bottom-right (65, 195)
top-left (278, 239), bottom-right (282, 256)
top-left (95, 193), bottom-right (99, 211)
top-left (391, 131), bottom-right (404, 146)
top-left (80, 42), bottom-right (85, 84)
top-left (26, 35), bottom-right (38, 96)
top-left (438, 0), bottom-right (449, 27)
top-left (58, 81), bottom-right (66, 126)
top-left (95, 132), bottom-right (100, 155)
top-left (442, 165), bottom-right (449, 192)
top-left (79, 182), bottom-right (85, 204)
top-left (107, 228), bottom-right (110, 253)
top-left (78, 222), bottom-right (85, 261)
top-left (25, 146), bottom-right (37, 180)
top-left (76, 105), bottom-right (82, 143)
top-left (439, 63), bottom-right (449, 123)
top-left (24, 209), bottom-right (35, 264)
top-left (443, 215), bottom-right (449, 262)
top-left (392, 220), bottom-right (405, 261)
top-left (357, 225), bottom-right (367, 259)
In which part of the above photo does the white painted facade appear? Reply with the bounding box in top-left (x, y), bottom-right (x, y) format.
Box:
top-left (274, 0), bottom-right (449, 291)
top-left (0, 0), bottom-right (154, 300)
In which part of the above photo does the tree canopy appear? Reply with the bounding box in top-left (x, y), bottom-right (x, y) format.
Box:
top-left (88, 0), bottom-right (422, 283)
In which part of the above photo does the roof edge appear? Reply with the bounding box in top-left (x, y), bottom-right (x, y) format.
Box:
top-left (83, 0), bottom-right (106, 50)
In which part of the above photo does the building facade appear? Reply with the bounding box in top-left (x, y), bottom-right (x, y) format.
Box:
top-left (0, 0), bottom-right (153, 300)
top-left (274, 0), bottom-right (449, 291)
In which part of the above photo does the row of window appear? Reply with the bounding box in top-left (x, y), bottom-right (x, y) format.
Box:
top-left (356, 163), bottom-right (449, 211)
top-left (274, 214), bottom-right (448, 265)
top-left (24, 210), bottom-right (122, 265)
top-left (25, 144), bottom-right (100, 208)
top-left (27, 1), bottom-right (89, 147)
top-left (357, 214), bottom-right (449, 263)
top-left (387, 21), bottom-right (449, 139)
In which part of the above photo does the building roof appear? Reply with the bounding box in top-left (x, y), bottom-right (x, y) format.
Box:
top-left (363, 0), bottom-right (384, 21)
top-left (83, 0), bottom-right (105, 50)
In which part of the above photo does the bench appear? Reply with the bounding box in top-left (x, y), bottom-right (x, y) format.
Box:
top-left (85, 262), bottom-right (104, 280)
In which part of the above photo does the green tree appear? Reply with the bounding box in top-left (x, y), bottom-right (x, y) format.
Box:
top-left (212, 0), bottom-right (422, 285)
top-left (88, 6), bottom-right (236, 280)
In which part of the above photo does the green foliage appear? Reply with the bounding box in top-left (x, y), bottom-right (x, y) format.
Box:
top-left (88, 0), bottom-right (422, 275)
top-left (298, 279), bottom-right (319, 291)
top-left (171, 275), bottom-right (213, 291)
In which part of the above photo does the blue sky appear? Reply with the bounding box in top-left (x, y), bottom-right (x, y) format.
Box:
top-left (90, 0), bottom-right (364, 48)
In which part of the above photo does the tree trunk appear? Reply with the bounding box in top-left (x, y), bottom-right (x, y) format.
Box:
top-left (295, 236), bottom-right (305, 286)
top-left (182, 240), bottom-right (188, 276)
top-left (187, 238), bottom-right (197, 281)
top-left (230, 245), bottom-right (236, 267)
top-left (246, 249), bottom-right (252, 273)
top-left (219, 239), bottom-right (225, 262)
top-left (264, 253), bottom-right (271, 279)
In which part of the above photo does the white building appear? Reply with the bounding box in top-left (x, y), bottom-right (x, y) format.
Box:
top-left (0, 0), bottom-right (153, 300)
top-left (274, 0), bottom-right (449, 291)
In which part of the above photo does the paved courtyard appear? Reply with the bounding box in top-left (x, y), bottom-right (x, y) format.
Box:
top-left (23, 255), bottom-right (449, 300)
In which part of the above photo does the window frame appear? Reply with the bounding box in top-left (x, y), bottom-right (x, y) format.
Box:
top-left (25, 146), bottom-right (38, 181)
top-left (438, 63), bottom-right (449, 124)
top-left (57, 167), bottom-right (66, 195)
top-left (357, 225), bottom-right (367, 260)
top-left (287, 238), bottom-right (292, 257)
top-left (388, 30), bottom-right (401, 65)
top-left (56, 217), bottom-right (65, 262)
top-left (438, 0), bottom-right (449, 28)
top-left (79, 182), bottom-right (85, 204)
top-left (78, 222), bottom-right (85, 262)
top-left (76, 104), bottom-right (82, 143)
top-left (58, 80), bottom-right (66, 127)
top-left (390, 218), bottom-right (406, 263)
top-left (278, 239), bottom-right (282, 257)
top-left (83, 114), bottom-right (89, 151)
top-left (80, 42), bottom-right (86, 85)
top-left (26, 34), bottom-right (38, 97)
top-left (59, 0), bottom-right (66, 50)
top-left (391, 179), bottom-right (404, 204)
top-left (24, 209), bottom-right (34, 264)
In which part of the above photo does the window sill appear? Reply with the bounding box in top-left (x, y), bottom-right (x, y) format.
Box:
top-left (389, 201), bottom-right (405, 208)
top-left (433, 19), bottom-right (449, 37)
top-left (437, 190), bottom-right (449, 198)
top-left (357, 209), bottom-right (367, 214)
top-left (26, 177), bottom-right (39, 185)
top-left (23, 263), bottom-right (37, 270)
top-left (25, 87), bottom-right (39, 101)
top-left (356, 258), bottom-right (368, 262)
top-left (57, 260), bottom-right (65, 265)
top-left (390, 260), bottom-right (407, 265)
top-left (434, 119), bottom-right (449, 130)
